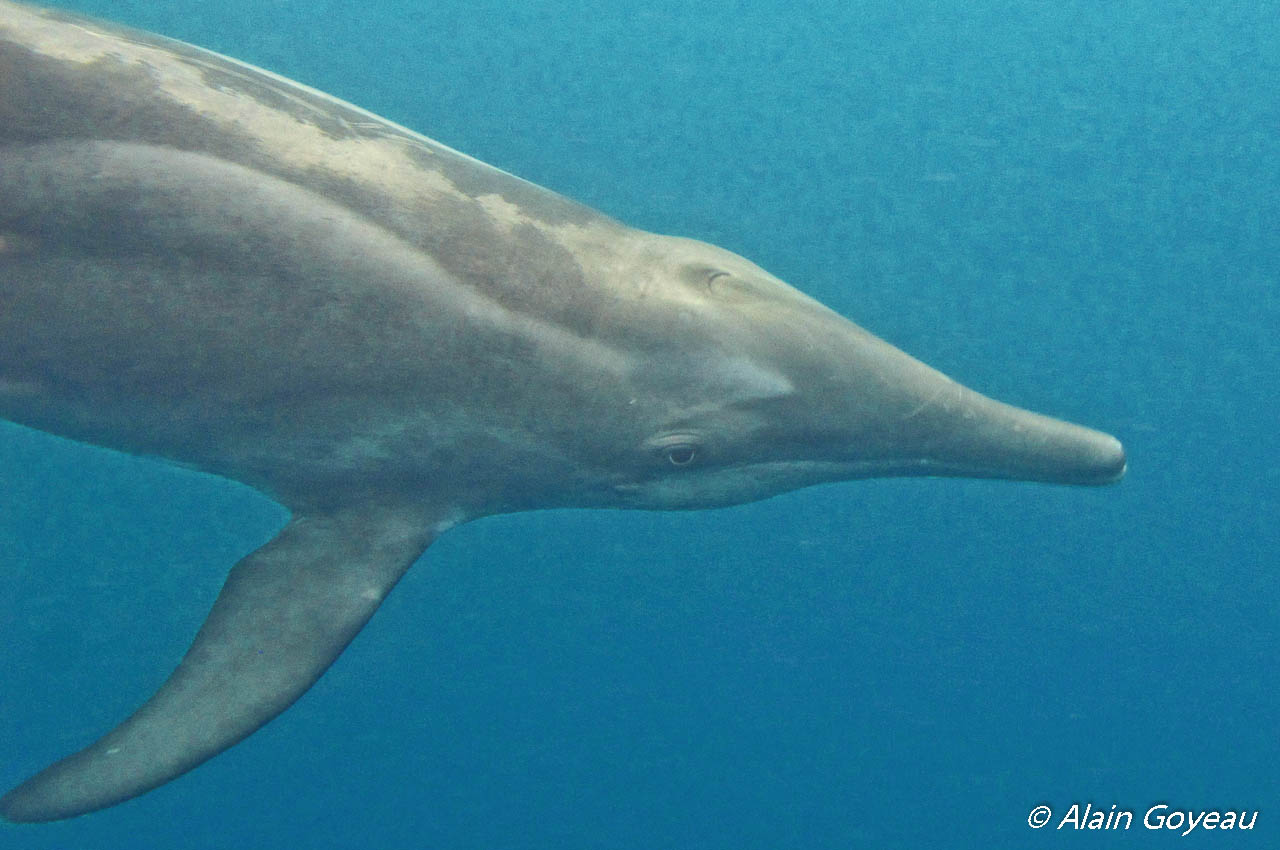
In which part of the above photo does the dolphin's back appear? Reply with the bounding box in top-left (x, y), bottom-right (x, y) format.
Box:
top-left (0, 0), bottom-right (605, 232)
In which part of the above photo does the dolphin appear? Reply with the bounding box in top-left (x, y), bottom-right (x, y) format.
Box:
top-left (0, 0), bottom-right (1125, 823)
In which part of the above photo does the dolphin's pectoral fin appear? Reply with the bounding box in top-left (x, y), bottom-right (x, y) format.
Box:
top-left (0, 503), bottom-right (444, 823)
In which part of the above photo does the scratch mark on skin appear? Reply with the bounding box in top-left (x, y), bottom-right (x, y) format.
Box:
top-left (900, 379), bottom-right (964, 422)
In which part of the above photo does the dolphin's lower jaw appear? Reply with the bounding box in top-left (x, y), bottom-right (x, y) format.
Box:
top-left (620, 445), bottom-right (1126, 510)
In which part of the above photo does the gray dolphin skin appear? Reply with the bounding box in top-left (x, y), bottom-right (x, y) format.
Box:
top-left (0, 0), bottom-right (1124, 823)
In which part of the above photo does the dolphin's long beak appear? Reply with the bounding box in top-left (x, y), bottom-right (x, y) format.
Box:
top-left (811, 321), bottom-right (1126, 486)
top-left (900, 382), bottom-right (1128, 485)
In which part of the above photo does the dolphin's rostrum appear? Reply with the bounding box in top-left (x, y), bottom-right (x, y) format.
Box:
top-left (0, 0), bottom-right (1124, 823)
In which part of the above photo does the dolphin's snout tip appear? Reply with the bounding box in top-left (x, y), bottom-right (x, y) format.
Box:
top-left (1090, 433), bottom-right (1127, 484)
top-left (1048, 424), bottom-right (1126, 485)
top-left (953, 390), bottom-right (1128, 486)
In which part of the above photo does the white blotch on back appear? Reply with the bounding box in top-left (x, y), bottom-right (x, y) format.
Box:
top-left (6, 5), bottom-right (465, 204)
top-left (476, 193), bottom-right (529, 232)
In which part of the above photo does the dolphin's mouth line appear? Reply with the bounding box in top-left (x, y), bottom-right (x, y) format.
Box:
top-left (609, 445), bottom-right (1126, 503)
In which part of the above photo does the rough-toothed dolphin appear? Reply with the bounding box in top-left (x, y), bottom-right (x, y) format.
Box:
top-left (0, 0), bottom-right (1125, 822)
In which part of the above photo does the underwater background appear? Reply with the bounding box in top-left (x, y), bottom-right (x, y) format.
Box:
top-left (1, 0), bottom-right (1275, 847)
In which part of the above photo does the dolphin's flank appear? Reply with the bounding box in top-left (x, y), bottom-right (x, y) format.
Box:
top-left (0, 0), bottom-right (1124, 823)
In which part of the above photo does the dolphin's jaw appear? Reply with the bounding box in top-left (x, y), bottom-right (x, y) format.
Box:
top-left (610, 441), bottom-right (1125, 512)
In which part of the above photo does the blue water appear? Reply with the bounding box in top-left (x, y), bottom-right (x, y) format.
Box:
top-left (2, 0), bottom-right (1276, 847)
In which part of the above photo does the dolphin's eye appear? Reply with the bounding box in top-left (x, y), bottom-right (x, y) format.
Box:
top-left (647, 432), bottom-right (703, 468)
top-left (666, 445), bottom-right (698, 466)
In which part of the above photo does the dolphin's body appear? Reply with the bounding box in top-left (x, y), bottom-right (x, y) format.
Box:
top-left (0, 0), bottom-right (1124, 823)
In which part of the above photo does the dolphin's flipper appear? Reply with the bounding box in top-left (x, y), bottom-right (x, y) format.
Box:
top-left (0, 504), bottom-right (441, 822)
